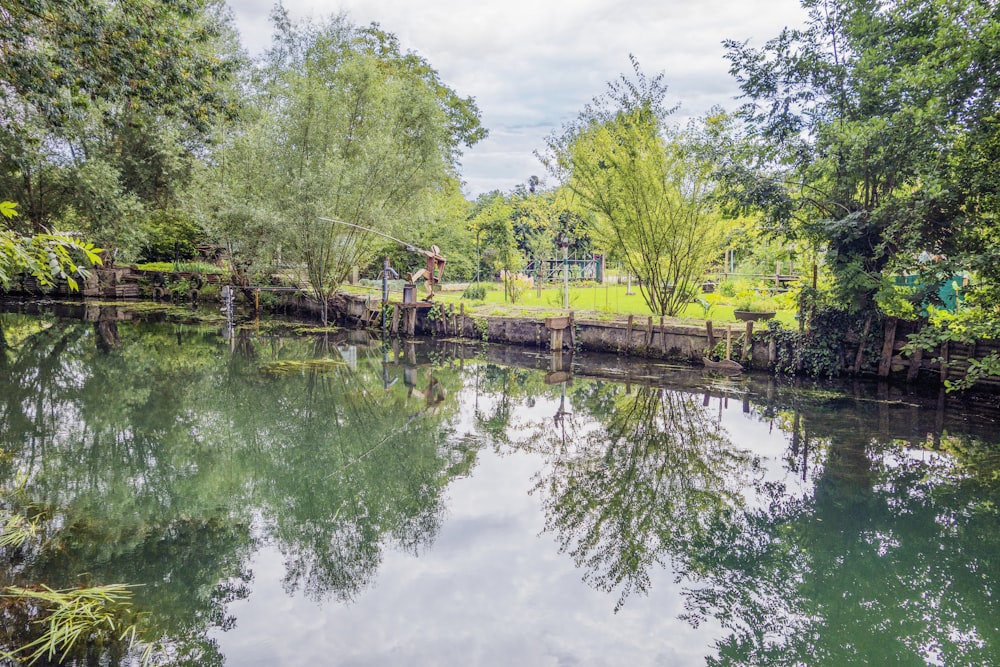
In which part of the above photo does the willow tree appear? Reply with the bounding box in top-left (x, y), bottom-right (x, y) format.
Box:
top-left (207, 11), bottom-right (485, 321)
top-left (543, 59), bottom-right (731, 317)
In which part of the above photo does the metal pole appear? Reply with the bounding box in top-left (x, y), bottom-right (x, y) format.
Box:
top-left (563, 244), bottom-right (569, 309)
top-left (382, 256), bottom-right (390, 330)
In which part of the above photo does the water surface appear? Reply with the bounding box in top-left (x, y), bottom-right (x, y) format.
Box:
top-left (2, 306), bottom-right (999, 666)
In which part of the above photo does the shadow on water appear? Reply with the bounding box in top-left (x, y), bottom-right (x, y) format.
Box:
top-left (1, 304), bottom-right (999, 665)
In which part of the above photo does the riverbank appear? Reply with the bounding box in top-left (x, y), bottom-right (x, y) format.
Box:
top-left (5, 268), bottom-right (1000, 391)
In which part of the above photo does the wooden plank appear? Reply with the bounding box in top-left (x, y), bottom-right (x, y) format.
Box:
top-left (907, 344), bottom-right (924, 382)
top-left (853, 315), bottom-right (873, 374)
top-left (940, 341), bottom-right (949, 383)
top-left (878, 317), bottom-right (898, 378)
top-left (741, 320), bottom-right (754, 363)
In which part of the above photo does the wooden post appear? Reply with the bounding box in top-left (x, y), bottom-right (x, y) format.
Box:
top-left (725, 325), bottom-right (732, 360)
top-left (706, 321), bottom-right (715, 352)
top-left (907, 345), bottom-right (924, 382)
top-left (741, 320), bottom-right (753, 363)
top-left (645, 316), bottom-right (653, 352)
top-left (460, 303), bottom-right (466, 338)
top-left (550, 328), bottom-right (563, 350)
top-left (626, 314), bottom-right (634, 355)
top-left (853, 315), bottom-right (873, 374)
top-left (449, 303), bottom-right (455, 335)
top-left (391, 305), bottom-right (400, 334)
top-left (568, 311), bottom-right (576, 350)
top-left (878, 316), bottom-right (898, 378)
top-left (940, 341), bottom-right (950, 383)
top-left (659, 316), bottom-right (665, 354)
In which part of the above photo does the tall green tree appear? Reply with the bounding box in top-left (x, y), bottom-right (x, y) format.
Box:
top-left (543, 59), bottom-right (733, 316)
top-left (0, 0), bottom-right (242, 259)
top-left (723, 0), bottom-right (1000, 312)
top-left (469, 191), bottom-right (523, 301)
top-left (197, 10), bottom-right (485, 320)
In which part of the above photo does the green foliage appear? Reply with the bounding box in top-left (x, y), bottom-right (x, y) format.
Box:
top-left (506, 275), bottom-right (532, 304)
top-left (723, 0), bottom-right (1000, 313)
top-left (733, 289), bottom-right (777, 313)
top-left (0, 584), bottom-right (146, 666)
top-left (717, 279), bottom-right (739, 297)
top-left (136, 261), bottom-right (224, 275)
top-left (759, 309), bottom-right (875, 378)
top-left (543, 59), bottom-right (734, 316)
top-left (473, 317), bottom-right (489, 342)
top-left (902, 287), bottom-right (1000, 391)
top-left (195, 12), bottom-right (484, 320)
top-left (462, 283), bottom-right (488, 300)
top-left (138, 209), bottom-right (207, 263)
top-left (470, 191), bottom-right (525, 302)
top-left (168, 278), bottom-right (192, 300)
top-left (0, 0), bottom-right (243, 254)
top-left (426, 302), bottom-right (444, 325)
top-left (0, 201), bottom-right (103, 290)
top-left (695, 294), bottom-right (722, 319)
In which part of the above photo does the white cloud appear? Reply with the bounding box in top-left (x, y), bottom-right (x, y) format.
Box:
top-left (225, 0), bottom-right (807, 196)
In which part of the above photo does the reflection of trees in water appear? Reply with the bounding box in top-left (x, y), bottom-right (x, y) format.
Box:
top-left (469, 363), bottom-right (548, 450)
top-left (0, 314), bottom-right (473, 660)
top-left (533, 384), bottom-right (761, 611)
top-left (676, 426), bottom-right (1000, 667)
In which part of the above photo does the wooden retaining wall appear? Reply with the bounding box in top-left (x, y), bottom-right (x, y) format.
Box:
top-left (396, 305), bottom-right (1000, 390)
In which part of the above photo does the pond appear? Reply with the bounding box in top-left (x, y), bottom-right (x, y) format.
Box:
top-left (2, 305), bottom-right (1000, 666)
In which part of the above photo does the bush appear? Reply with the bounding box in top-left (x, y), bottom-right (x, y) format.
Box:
top-left (462, 282), bottom-right (488, 300)
top-left (138, 209), bottom-right (206, 263)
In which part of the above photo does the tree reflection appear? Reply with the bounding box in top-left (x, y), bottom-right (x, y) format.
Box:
top-left (0, 312), bottom-right (477, 661)
top-left (676, 420), bottom-right (1000, 666)
top-left (533, 384), bottom-right (761, 611)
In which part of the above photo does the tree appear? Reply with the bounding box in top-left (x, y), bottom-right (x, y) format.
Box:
top-left (0, 0), bottom-right (243, 259)
top-left (543, 59), bottom-right (733, 316)
top-left (723, 0), bottom-right (1000, 312)
top-left (198, 11), bottom-right (485, 321)
top-left (469, 191), bottom-right (524, 301)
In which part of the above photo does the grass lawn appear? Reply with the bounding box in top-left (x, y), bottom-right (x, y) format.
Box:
top-left (344, 281), bottom-right (798, 328)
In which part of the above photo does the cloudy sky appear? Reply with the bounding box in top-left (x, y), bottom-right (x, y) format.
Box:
top-left (225, 0), bottom-right (807, 197)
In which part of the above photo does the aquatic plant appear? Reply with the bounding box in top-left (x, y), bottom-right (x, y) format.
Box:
top-left (0, 584), bottom-right (148, 665)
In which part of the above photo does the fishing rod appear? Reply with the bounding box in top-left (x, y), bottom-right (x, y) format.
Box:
top-left (317, 216), bottom-right (424, 253)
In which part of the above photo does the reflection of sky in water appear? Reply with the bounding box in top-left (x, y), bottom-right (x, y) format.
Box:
top-left (5, 312), bottom-right (994, 665)
top-left (211, 377), bottom-right (967, 665)
top-left (216, 446), bottom-right (722, 666)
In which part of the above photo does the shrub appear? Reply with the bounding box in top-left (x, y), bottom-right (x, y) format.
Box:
top-left (462, 283), bottom-right (488, 300)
